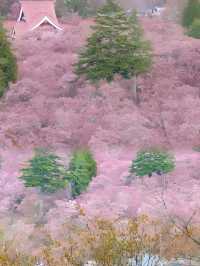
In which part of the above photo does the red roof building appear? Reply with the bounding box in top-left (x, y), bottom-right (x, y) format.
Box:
top-left (8, 0), bottom-right (63, 38)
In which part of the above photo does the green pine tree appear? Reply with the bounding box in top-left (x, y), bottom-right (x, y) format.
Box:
top-left (0, 22), bottom-right (17, 97)
top-left (98, 0), bottom-right (122, 14)
top-left (20, 149), bottom-right (67, 193)
top-left (182, 0), bottom-right (200, 27)
top-left (75, 0), bottom-right (152, 103)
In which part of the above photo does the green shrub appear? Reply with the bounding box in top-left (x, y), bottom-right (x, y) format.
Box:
top-left (182, 0), bottom-right (200, 27)
top-left (20, 149), bottom-right (67, 193)
top-left (130, 148), bottom-right (175, 177)
top-left (188, 19), bottom-right (200, 38)
top-left (0, 23), bottom-right (17, 97)
top-left (65, 149), bottom-right (97, 197)
top-left (63, 0), bottom-right (95, 17)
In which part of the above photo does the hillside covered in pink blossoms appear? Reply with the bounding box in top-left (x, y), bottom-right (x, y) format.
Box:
top-left (0, 17), bottom-right (200, 249)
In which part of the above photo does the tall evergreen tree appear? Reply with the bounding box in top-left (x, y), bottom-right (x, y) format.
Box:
top-left (75, 0), bottom-right (152, 103)
top-left (0, 23), bottom-right (17, 97)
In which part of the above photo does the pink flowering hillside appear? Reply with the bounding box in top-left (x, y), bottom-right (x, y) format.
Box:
top-left (0, 17), bottom-right (199, 251)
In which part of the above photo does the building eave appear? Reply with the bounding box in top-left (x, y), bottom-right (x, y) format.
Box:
top-left (17, 8), bottom-right (23, 22)
top-left (30, 16), bottom-right (63, 31)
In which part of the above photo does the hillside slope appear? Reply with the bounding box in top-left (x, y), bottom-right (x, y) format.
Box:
top-left (0, 17), bottom-right (199, 247)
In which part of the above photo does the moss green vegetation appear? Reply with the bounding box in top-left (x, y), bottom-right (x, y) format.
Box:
top-left (20, 149), bottom-right (67, 193)
top-left (0, 23), bottom-right (17, 97)
top-left (130, 148), bottom-right (175, 177)
top-left (65, 149), bottom-right (97, 197)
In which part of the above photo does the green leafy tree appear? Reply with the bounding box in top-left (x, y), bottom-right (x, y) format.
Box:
top-left (130, 148), bottom-right (175, 177)
top-left (20, 149), bottom-right (67, 193)
top-left (65, 149), bottom-right (97, 197)
top-left (75, 0), bottom-right (152, 103)
top-left (188, 18), bottom-right (200, 38)
top-left (0, 23), bottom-right (17, 97)
top-left (182, 0), bottom-right (200, 27)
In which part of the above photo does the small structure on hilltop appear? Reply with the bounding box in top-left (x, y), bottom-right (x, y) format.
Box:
top-left (5, 0), bottom-right (63, 38)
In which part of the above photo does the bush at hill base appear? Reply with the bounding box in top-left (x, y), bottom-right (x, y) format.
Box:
top-left (65, 149), bottom-right (97, 197)
top-left (20, 149), bottom-right (67, 193)
top-left (130, 148), bottom-right (175, 177)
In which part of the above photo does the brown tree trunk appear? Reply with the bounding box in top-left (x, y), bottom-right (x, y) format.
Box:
top-left (132, 75), bottom-right (140, 104)
top-left (94, 84), bottom-right (102, 97)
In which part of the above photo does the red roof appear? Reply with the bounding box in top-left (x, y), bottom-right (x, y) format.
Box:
top-left (14, 0), bottom-right (62, 36)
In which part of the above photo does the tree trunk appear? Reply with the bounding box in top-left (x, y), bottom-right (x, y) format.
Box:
top-left (132, 75), bottom-right (140, 104)
top-left (94, 84), bottom-right (103, 97)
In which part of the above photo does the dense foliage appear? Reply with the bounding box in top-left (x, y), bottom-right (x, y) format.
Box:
top-left (0, 23), bottom-right (17, 97)
top-left (20, 149), bottom-right (67, 193)
top-left (182, 0), bottom-right (200, 27)
top-left (65, 149), bottom-right (97, 197)
top-left (130, 148), bottom-right (175, 177)
top-left (188, 18), bottom-right (200, 38)
top-left (65, 0), bottom-right (95, 17)
top-left (75, 0), bottom-right (152, 89)
top-left (56, 0), bottom-right (96, 17)
top-left (99, 0), bottom-right (122, 14)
